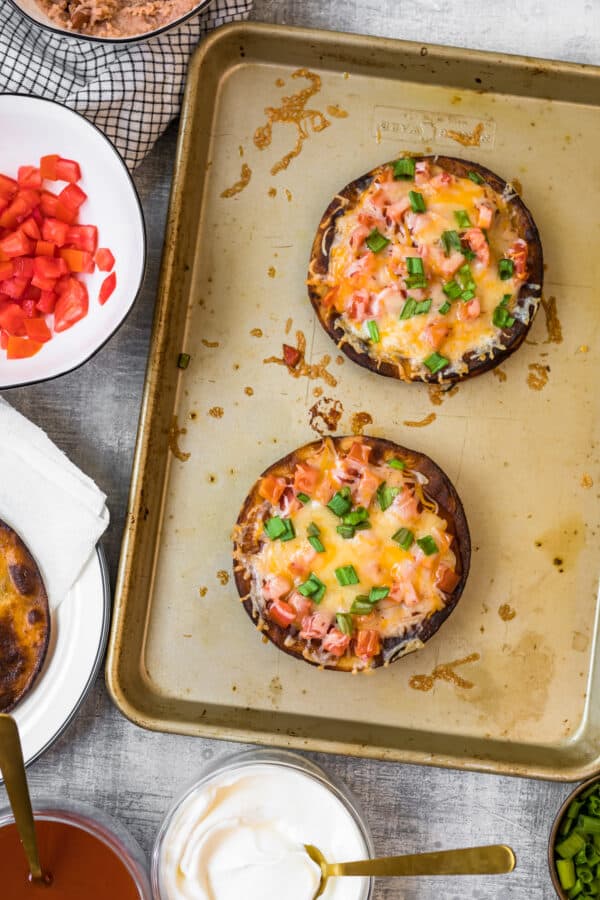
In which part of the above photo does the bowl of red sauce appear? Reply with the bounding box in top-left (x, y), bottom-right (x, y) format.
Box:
top-left (0, 798), bottom-right (151, 898)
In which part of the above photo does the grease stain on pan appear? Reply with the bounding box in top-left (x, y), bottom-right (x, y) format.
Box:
top-left (527, 363), bottom-right (549, 390)
top-left (220, 163), bottom-right (252, 198)
top-left (409, 653), bottom-right (480, 692)
top-left (498, 603), bottom-right (517, 621)
top-left (492, 367), bottom-right (507, 382)
top-left (534, 515), bottom-right (585, 572)
top-left (404, 412), bottom-right (437, 428)
top-left (445, 121), bottom-right (484, 147)
top-left (541, 296), bottom-right (563, 344)
top-left (308, 397), bottom-right (343, 436)
top-left (581, 473), bottom-right (593, 488)
top-left (428, 384), bottom-right (458, 406)
top-left (350, 411), bottom-right (373, 435)
top-left (168, 416), bottom-right (190, 462)
top-left (264, 330), bottom-right (337, 387)
top-left (217, 570), bottom-right (229, 586)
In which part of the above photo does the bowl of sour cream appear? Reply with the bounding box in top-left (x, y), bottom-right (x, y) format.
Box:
top-left (151, 749), bottom-right (373, 900)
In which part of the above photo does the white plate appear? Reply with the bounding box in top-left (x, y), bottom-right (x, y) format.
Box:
top-left (6, 546), bottom-right (111, 773)
top-left (0, 94), bottom-right (146, 389)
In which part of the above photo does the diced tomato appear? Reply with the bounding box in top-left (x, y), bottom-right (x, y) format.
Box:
top-left (21, 299), bottom-right (38, 318)
top-left (347, 440), bottom-right (371, 464)
top-left (36, 290), bottom-right (57, 314)
top-left (53, 278), bottom-right (88, 332)
top-left (293, 462), bottom-right (319, 495)
top-left (422, 320), bottom-right (450, 350)
top-left (0, 231), bottom-right (33, 258)
top-left (322, 284), bottom-right (340, 308)
top-left (24, 317), bottom-right (52, 343)
top-left (354, 629), bottom-right (381, 659)
top-left (258, 474), bottom-right (287, 505)
top-left (0, 189), bottom-right (40, 229)
top-left (20, 216), bottom-right (41, 240)
top-left (33, 256), bottom-right (68, 279)
top-left (59, 248), bottom-right (94, 274)
top-left (0, 261), bottom-right (14, 280)
top-left (95, 247), bottom-right (115, 272)
top-left (287, 591), bottom-right (313, 624)
top-left (18, 166), bottom-right (42, 190)
top-left (279, 485), bottom-right (301, 517)
top-left (6, 335), bottom-right (42, 359)
top-left (53, 201), bottom-right (78, 225)
top-left (355, 468), bottom-right (381, 508)
top-left (40, 190), bottom-right (60, 219)
top-left (436, 564), bottom-right (460, 593)
top-left (507, 238), bottom-right (528, 279)
top-left (12, 257), bottom-right (34, 279)
top-left (58, 183), bottom-right (87, 212)
top-left (300, 612), bottom-right (330, 640)
top-left (35, 240), bottom-right (56, 257)
top-left (31, 273), bottom-right (57, 292)
top-left (0, 276), bottom-right (29, 300)
top-left (66, 224), bottom-right (98, 253)
top-left (268, 599), bottom-right (296, 628)
top-left (40, 154), bottom-right (60, 180)
top-left (42, 217), bottom-right (70, 247)
top-left (0, 330), bottom-right (7, 350)
top-left (0, 303), bottom-right (26, 336)
top-left (262, 574), bottom-right (292, 602)
top-left (282, 343), bottom-right (301, 367)
top-left (322, 629), bottom-right (351, 657)
top-left (55, 158), bottom-right (81, 183)
top-left (0, 173), bottom-right (18, 197)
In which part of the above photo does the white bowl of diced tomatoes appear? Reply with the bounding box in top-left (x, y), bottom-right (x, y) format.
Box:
top-left (0, 94), bottom-right (145, 388)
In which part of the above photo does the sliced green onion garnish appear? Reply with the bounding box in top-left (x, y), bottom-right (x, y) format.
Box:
top-left (408, 190), bottom-right (426, 213)
top-left (406, 256), bottom-right (424, 275)
top-left (462, 248), bottom-right (476, 261)
top-left (424, 352), bottom-right (449, 374)
top-left (417, 535), bottom-right (439, 556)
top-left (376, 482), bottom-right (399, 511)
top-left (414, 299), bottom-right (432, 315)
top-left (327, 487), bottom-right (352, 517)
top-left (393, 157), bottom-right (416, 180)
top-left (350, 595), bottom-right (375, 615)
top-left (457, 263), bottom-right (475, 290)
top-left (461, 288), bottom-right (475, 302)
top-left (336, 524), bottom-right (356, 539)
top-left (308, 535), bottom-right (325, 553)
top-left (557, 859), bottom-right (577, 892)
top-left (279, 519), bottom-right (296, 542)
top-left (399, 298), bottom-right (417, 320)
top-left (388, 458), bottom-right (405, 470)
top-left (557, 833), bottom-right (587, 860)
top-left (578, 817), bottom-right (600, 836)
top-left (442, 280), bottom-right (462, 300)
top-left (439, 301), bottom-right (451, 315)
top-left (264, 516), bottom-right (286, 540)
top-left (366, 228), bottom-right (390, 253)
top-left (392, 527), bottom-right (414, 551)
top-left (404, 274), bottom-right (427, 289)
top-left (336, 612), bottom-right (354, 635)
top-left (307, 522), bottom-right (320, 537)
top-left (467, 170), bottom-right (484, 185)
top-left (499, 258), bottom-right (514, 280)
top-left (367, 319), bottom-right (380, 343)
top-left (454, 209), bottom-right (471, 228)
top-left (492, 298), bottom-right (515, 329)
top-left (342, 507), bottom-right (369, 526)
top-left (297, 492), bottom-right (311, 504)
top-left (177, 352), bottom-right (191, 369)
top-left (440, 230), bottom-right (462, 256)
top-left (369, 586), bottom-right (390, 603)
top-left (298, 572), bottom-right (326, 603)
top-left (335, 565), bottom-right (359, 586)
top-left (354, 521), bottom-right (371, 532)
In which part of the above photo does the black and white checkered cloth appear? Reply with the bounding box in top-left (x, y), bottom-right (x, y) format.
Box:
top-left (0, 0), bottom-right (252, 169)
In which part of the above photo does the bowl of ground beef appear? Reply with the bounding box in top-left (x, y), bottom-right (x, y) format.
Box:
top-left (8, 0), bottom-right (215, 42)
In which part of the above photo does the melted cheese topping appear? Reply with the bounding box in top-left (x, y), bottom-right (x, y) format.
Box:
top-left (240, 440), bottom-right (460, 668)
top-left (317, 160), bottom-right (531, 379)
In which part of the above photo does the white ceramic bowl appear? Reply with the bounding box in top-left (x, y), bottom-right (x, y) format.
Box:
top-left (0, 94), bottom-right (145, 389)
top-left (7, 0), bottom-right (214, 43)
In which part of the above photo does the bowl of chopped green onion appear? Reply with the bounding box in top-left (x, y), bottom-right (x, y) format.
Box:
top-left (550, 777), bottom-right (600, 898)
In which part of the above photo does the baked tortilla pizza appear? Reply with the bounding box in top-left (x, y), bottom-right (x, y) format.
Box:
top-left (307, 155), bottom-right (543, 384)
top-left (0, 520), bottom-right (50, 712)
top-left (233, 436), bottom-right (470, 672)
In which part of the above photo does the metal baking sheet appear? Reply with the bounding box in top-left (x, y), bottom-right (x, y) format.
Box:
top-left (106, 22), bottom-right (600, 779)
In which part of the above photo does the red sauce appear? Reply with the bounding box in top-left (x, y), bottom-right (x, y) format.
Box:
top-left (0, 819), bottom-right (141, 899)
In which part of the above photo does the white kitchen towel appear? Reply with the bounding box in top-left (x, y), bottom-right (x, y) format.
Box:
top-left (0, 0), bottom-right (253, 170)
top-left (0, 396), bottom-right (109, 608)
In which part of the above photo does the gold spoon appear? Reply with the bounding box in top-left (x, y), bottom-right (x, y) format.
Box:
top-left (305, 842), bottom-right (516, 898)
top-left (0, 714), bottom-right (49, 885)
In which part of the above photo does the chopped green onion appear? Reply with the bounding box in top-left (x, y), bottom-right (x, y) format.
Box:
top-left (406, 257), bottom-right (424, 275)
top-left (557, 859), bottom-right (577, 892)
top-left (462, 248), bottom-right (476, 261)
top-left (264, 516), bottom-right (287, 540)
top-left (417, 535), bottom-right (439, 556)
top-left (392, 527), bottom-right (414, 551)
top-left (336, 612), bottom-right (354, 635)
top-left (415, 299), bottom-right (432, 315)
top-left (369, 586), bottom-right (390, 603)
top-left (499, 258), bottom-right (514, 280)
top-left (442, 280), bottom-right (462, 300)
top-left (367, 319), bottom-right (380, 343)
top-left (439, 301), bottom-right (451, 315)
top-left (393, 157), bottom-right (416, 180)
top-left (177, 352), bottom-right (191, 369)
top-left (440, 230), bottom-right (462, 256)
top-left (335, 565), bottom-right (359, 586)
top-left (297, 492), bottom-right (311, 504)
top-left (467, 170), bottom-right (484, 185)
top-left (454, 209), bottom-right (471, 228)
top-left (399, 298), bottom-right (417, 320)
top-left (457, 263), bottom-right (475, 291)
top-left (366, 228), bottom-right (390, 253)
top-left (350, 596), bottom-right (375, 615)
top-left (492, 299), bottom-right (515, 329)
top-left (557, 833), bottom-right (587, 860)
top-left (337, 524), bottom-right (356, 539)
top-left (424, 352), bottom-right (449, 374)
top-left (408, 190), bottom-right (426, 213)
top-left (354, 521), bottom-right (371, 531)
top-left (327, 487), bottom-right (352, 517)
top-left (388, 458), bottom-right (406, 470)
top-left (578, 867), bottom-right (594, 885)
top-left (376, 482), bottom-right (400, 511)
top-left (298, 572), bottom-right (326, 603)
top-left (461, 288), bottom-right (475, 302)
top-left (342, 507), bottom-right (369, 526)
top-left (307, 522), bottom-right (320, 537)
top-left (404, 274), bottom-right (427, 289)
top-left (568, 879), bottom-right (583, 898)
top-left (579, 817), bottom-right (600, 836)
top-left (308, 535), bottom-right (325, 553)
top-left (280, 519), bottom-right (296, 542)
